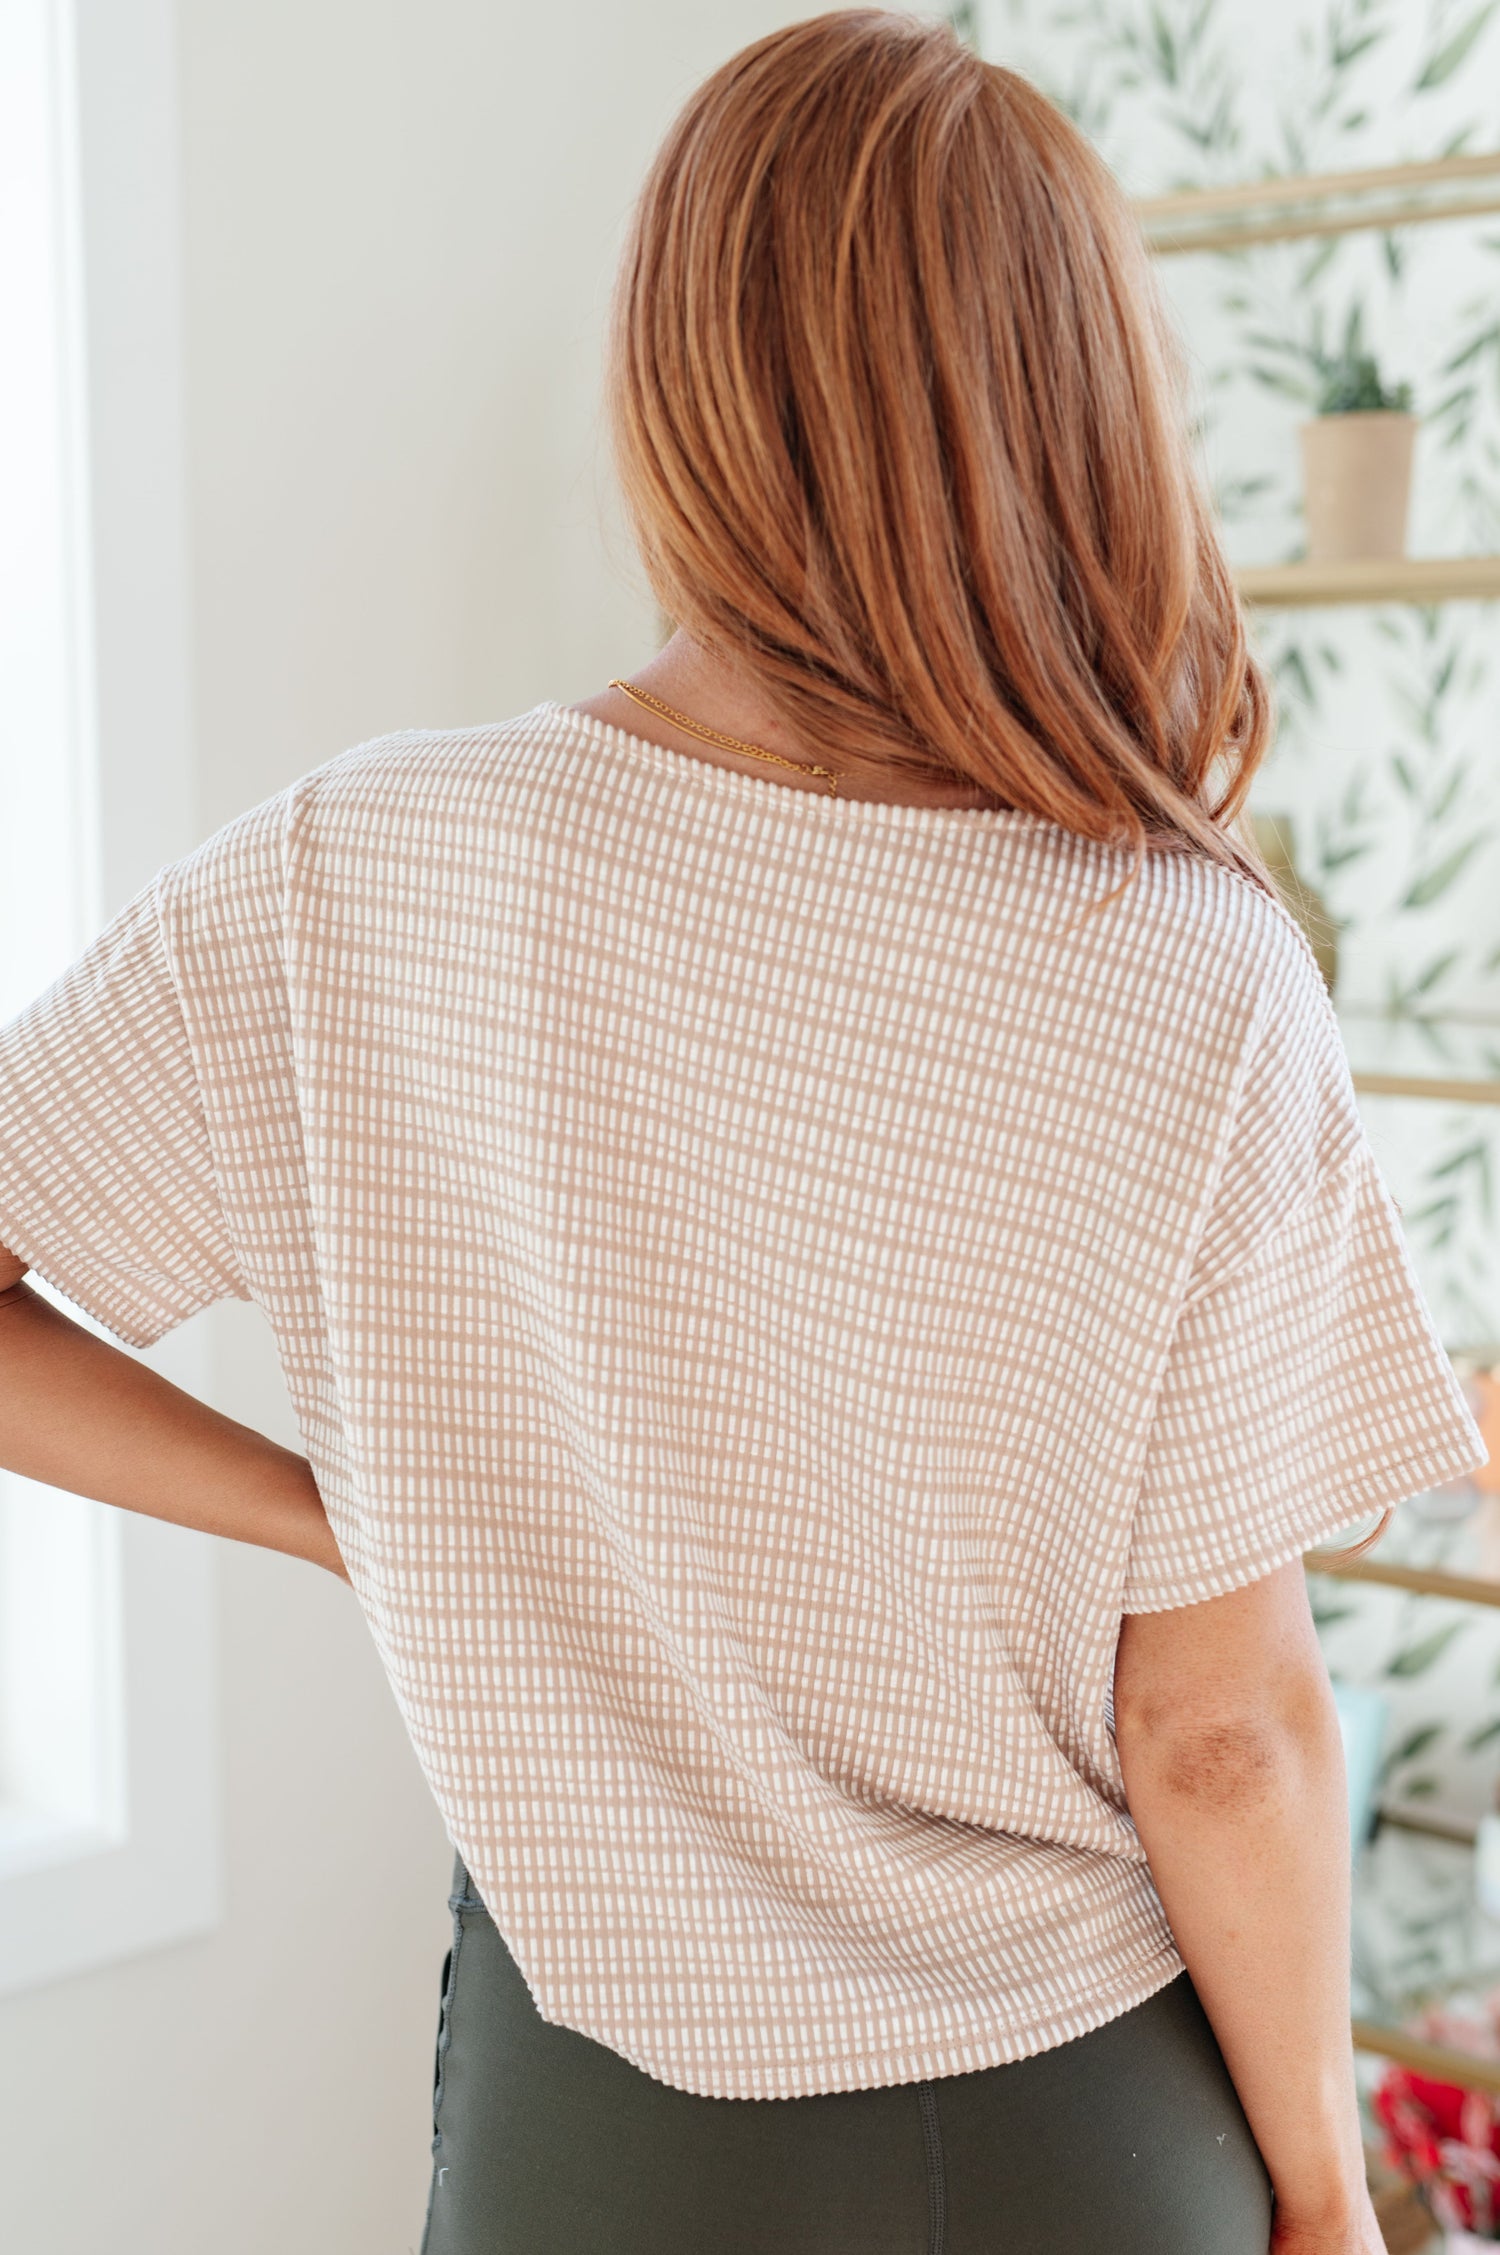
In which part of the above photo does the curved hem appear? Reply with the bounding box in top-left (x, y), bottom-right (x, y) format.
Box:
top-left (523, 1943), bottom-right (1190, 2103)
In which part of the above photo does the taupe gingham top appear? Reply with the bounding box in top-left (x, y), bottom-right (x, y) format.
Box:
top-left (0, 703), bottom-right (1483, 2097)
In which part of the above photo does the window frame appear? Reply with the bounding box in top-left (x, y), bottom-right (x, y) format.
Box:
top-left (0, 0), bottom-right (222, 1996)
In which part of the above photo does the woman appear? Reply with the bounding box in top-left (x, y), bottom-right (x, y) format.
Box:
top-left (0, 11), bottom-right (1481, 2252)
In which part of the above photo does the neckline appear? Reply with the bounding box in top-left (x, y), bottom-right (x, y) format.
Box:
top-left (539, 701), bottom-right (1041, 831)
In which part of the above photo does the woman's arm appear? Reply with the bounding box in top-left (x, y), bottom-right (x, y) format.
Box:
top-left (0, 1242), bottom-right (348, 1582)
top-left (1113, 1560), bottom-right (1380, 2255)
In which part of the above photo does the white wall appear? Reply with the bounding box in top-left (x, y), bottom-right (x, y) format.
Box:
top-left (0, 2), bottom-right (806, 2248)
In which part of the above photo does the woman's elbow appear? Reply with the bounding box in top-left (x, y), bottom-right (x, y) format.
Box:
top-left (1114, 1644), bottom-right (1340, 1813)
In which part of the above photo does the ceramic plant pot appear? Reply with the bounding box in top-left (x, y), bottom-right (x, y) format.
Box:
top-left (1299, 409), bottom-right (1417, 563)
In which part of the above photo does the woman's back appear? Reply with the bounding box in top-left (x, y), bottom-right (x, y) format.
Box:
top-left (5, 694), bottom-right (1460, 2100)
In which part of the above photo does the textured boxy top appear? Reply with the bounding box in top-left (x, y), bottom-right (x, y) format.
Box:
top-left (0, 702), bottom-right (1482, 2096)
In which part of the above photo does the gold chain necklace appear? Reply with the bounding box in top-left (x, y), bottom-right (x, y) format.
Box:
top-left (608, 678), bottom-right (842, 798)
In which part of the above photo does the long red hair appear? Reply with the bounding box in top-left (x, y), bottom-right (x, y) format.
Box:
top-left (603, 13), bottom-right (1405, 1561)
top-left (606, 8), bottom-right (1276, 895)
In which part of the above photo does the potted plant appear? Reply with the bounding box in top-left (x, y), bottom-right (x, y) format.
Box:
top-left (1249, 305), bottom-right (1417, 564)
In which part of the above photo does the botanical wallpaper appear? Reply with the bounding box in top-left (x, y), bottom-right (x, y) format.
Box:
top-left (950, 0), bottom-right (1500, 1840)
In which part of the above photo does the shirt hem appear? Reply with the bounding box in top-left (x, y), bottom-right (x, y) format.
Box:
top-left (1121, 1426), bottom-right (1486, 1616)
top-left (0, 1195), bottom-right (174, 1351)
top-left (529, 1943), bottom-right (1190, 2102)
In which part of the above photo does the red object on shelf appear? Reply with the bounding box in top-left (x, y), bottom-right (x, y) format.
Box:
top-left (1376, 2065), bottom-right (1500, 2236)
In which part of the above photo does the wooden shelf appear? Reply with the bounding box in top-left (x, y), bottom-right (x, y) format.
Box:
top-left (1379, 1807), bottom-right (1481, 1848)
top-left (1138, 148), bottom-right (1500, 254)
top-left (1153, 147), bottom-right (1500, 2139)
top-left (1351, 1068), bottom-right (1500, 1107)
top-left (1304, 1459), bottom-right (1500, 1604)
top-left (1236, 555), bottom-right (1500, 607)
top-left (1307, 1555), bottom-right (1500, 1608)
top-left (1338, 1010), bottom-right (1500, 1109)
top-left (1347, 1823), bottom-right (1500, 2098)
top-left (1352, 2016), bottom-right (1500, 2096)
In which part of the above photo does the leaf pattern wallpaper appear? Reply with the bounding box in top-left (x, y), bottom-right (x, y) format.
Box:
top-left (951, 0), bottom-right (1500, 1831)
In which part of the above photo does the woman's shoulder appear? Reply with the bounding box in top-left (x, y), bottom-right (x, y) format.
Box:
top-left (149, 713), bottom-right (551, 963)
top-left (286, 706), bottom-right (553, 819)
top-left (1040, 822), bottom-right (1336, 1046)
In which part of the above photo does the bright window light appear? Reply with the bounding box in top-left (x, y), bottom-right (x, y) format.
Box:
top-left (0, 0), bottom-right (221, 1990)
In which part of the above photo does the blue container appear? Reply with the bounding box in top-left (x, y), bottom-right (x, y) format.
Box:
top-left (1331, 1678), bottom-right (1388, 1855)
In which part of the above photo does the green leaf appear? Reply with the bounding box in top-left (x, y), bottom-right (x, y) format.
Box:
top-left (1464, 1716), bottom-right (1500, 1752)
top-left (1297, 237), bottom-right (1342, 292)
top-left (1430, 766), bottom-right (1465, 821)
top-left (1246, 367), bottom-right (1319, 405)
top-left (1411, 949), bottom-right (1461, 996)
top-left (1215, 472), bottom-right (1277, 517)
top-left (1333, 30), bottom-right (1385, 69)
top-left (1400, 833), bottom-right (1489, 909)
top-left (1430, 1138), bottom-right (1489, 1180)
top-left (1319, 841), bottom-right (1373, 873)
top-left (1414, 1), bottom-right (1499, 89)
top-left (1385, 1620), bottom-right (1469, 1676)
top-left (1404, 1193), bottom-right (1459, 1245)
top-left (1241, 329), bottom-right (1319, 362)
top-left (1276, 646), bottom-right (1318, 706)
top-left (1149, 3), bottom-right (1179, 85)
top-left (1175, 95), bottom-right (1238, 155)
top-left (1429, 385), bottom-right (1478, 424)
top-left (1444, 325), bottom-right (1500, 373)
top-left (1383, 1721), bottom-right (1446, 1767)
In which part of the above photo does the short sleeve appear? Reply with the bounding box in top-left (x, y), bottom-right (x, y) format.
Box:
top-left (1123, 914), bottom-right (1486, 1614)
top-left (0, 877), bottom-right (248, 1348)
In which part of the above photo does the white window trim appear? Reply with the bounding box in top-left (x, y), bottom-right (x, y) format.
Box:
top-left (0, 0), bottom-right (222, 1995)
